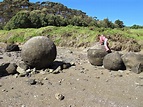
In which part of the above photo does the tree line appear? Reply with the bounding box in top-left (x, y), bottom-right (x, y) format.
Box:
top-left (0, 0), bottom-right (140, 30)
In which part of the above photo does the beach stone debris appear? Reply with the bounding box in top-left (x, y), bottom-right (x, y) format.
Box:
top-left (121, 52), bottom-right (143, 70)
top-left (0, 63), bottom-right (10, 76)
top-left (131, 63), bottom-right (143, 74)
top-left (55, 93), bottom-right (64, 100)
top-left (103, 52), bottom-right (126, 71)
top-left (0, 83), bottom-right (2, 87)
top-left (18, 61), bottom-right (29, 71)
top-left (6, 44), bottom-right (20, 52)
top-left (21, 36), bottom-right (57, 69)
top-left (27, 79), bottom-right (37, 85)
top-left (16, 66), bottom-right (26, 74)
top-left (5, 63), bottom-right (17, 74)
top-left (87, 48), bottom-right (108, 66)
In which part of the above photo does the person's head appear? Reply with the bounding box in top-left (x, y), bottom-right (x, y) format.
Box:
top-left (96, 34), bottom-right (101, 41)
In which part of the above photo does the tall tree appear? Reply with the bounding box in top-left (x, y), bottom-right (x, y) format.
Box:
top-left (114, 19), bottom-right (124, 28)
top-left (102, 18), bottom-right (114, 28)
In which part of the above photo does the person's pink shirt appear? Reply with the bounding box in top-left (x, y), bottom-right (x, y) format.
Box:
top-left (99, 35), bottom-right (109, 51)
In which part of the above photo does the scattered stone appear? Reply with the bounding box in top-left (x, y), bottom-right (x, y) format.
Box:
top-left (49, 69), bottom-right (54, 73)
top-left (39, 70), bottom-right (46, 75)
top-left (70, 62), bottom-right (76, 66)
top-left (135, 82), bottom-right (143, 86)
top-left (18, 62), bottom-right (29, 71)
top-left (131, 63), bottom-right (143, 74)
top-left (138, 76), bottom-right (143, 79)
top-left (0, 63), bottom-right (10, 76)
top-left (126, 71), bottom-right (130, 75)
top-left (52, 66), bottom-right (61, 74)
top-left (2, 89), bottom-right (8, 92)
top-left (118, 70), bottom-right (124, 73)
top-left (61, 63), bottom-right (71, 70)
top-left (19, 72), bottom-right (28, 77)
top-left (100, 71), bottom-right (103, 75)
top-left (43, 77), bottom-right (48, 80)
top-left (32, 68), bottom-right (37, 72)
top-left (112, 73), bottom-right (123, 77)
top-left (44, 69), bottom-right (49, 72)
top-left (58, 79), bottom-right (64, 84)
top-left (67, 50), bottom-right (73, 54)
top-left (6, 44), bottom-right (20, 52)
top-left (0, 56), bottom-right (3, 59)
top-left (96, 76), bottom-right (100, 79)
top-left (2, 89), bottom-right (6, 92)
top-left (5, 63), bottom-right (17, 74)
top-left (0, 83), bottom-right (2, 87)
top-left (47, 81), bottom-right (52, 85)
top-left (80, 71), bottom-right (85, 73)
top-left (16, 66), bottom-right (26, 74)
top-left (21, 104), bottom-right (26, 107)
top-left (76, 78), bottom-right (79, 81)
top-left (35, 80), bottom-right (44, 85)
top-left (30, 71), bottom-right (36, 75)
top-left (27, 68), bottom-right (37, 76)
top-left (27, 79), bottom-right (37, 85)
top-left (117, 74), bottom-right (123, 77)
top-left (16, 66), bottom-right (29, 77)
top-left (26, 69), bottom-right (32, 73)
top-left (105, 79), bottom-right (109, 82)
top-left (5, 52), bottom-right (11, 57)
top-left (55, 93), bottom-right (64, 100)
top-left (69, 105), bottom-right (72, 107)
top-left (13, 74), bottom-right (19, 78)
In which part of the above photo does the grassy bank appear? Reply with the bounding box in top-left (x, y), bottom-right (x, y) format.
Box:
top-left (0, 26), bottom-right (143, 47)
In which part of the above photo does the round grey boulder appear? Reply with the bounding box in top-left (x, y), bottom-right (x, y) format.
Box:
top-left (103, 52), bottom-right (126, 70)
top-left (121, 52), bottom-right (143, 70)
top-left (87, 48), bottom-right (108, 66)
top-left (21, 36), bottom-right (57, 69)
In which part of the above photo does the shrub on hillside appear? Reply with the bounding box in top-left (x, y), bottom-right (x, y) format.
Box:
top-left (4, 10), bottom-right (68, 30)
top-left (4, 11), bottom-right (31, 30)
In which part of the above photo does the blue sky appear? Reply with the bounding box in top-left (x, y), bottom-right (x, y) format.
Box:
top-left (1, 0), bottom-right (143, 26)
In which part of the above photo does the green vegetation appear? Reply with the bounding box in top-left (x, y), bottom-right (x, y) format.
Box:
top-left (0, 26), bottom-right (142, 47)
top-left (1, 0), bottom-right (143, 30)
top-left (0, 0), bottom-right (125, 30)
top-left (0, 1), bottom-right (142, 52)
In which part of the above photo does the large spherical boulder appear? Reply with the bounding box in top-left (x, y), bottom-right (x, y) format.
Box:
top-left (103, 52), bottom-right (126, 70)
top-left (87, 48), bottom-right (108, 66)
top-left (121, 52), bottom-right (143, 70)
top-left (21, 36), bottom-right (57, 69)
